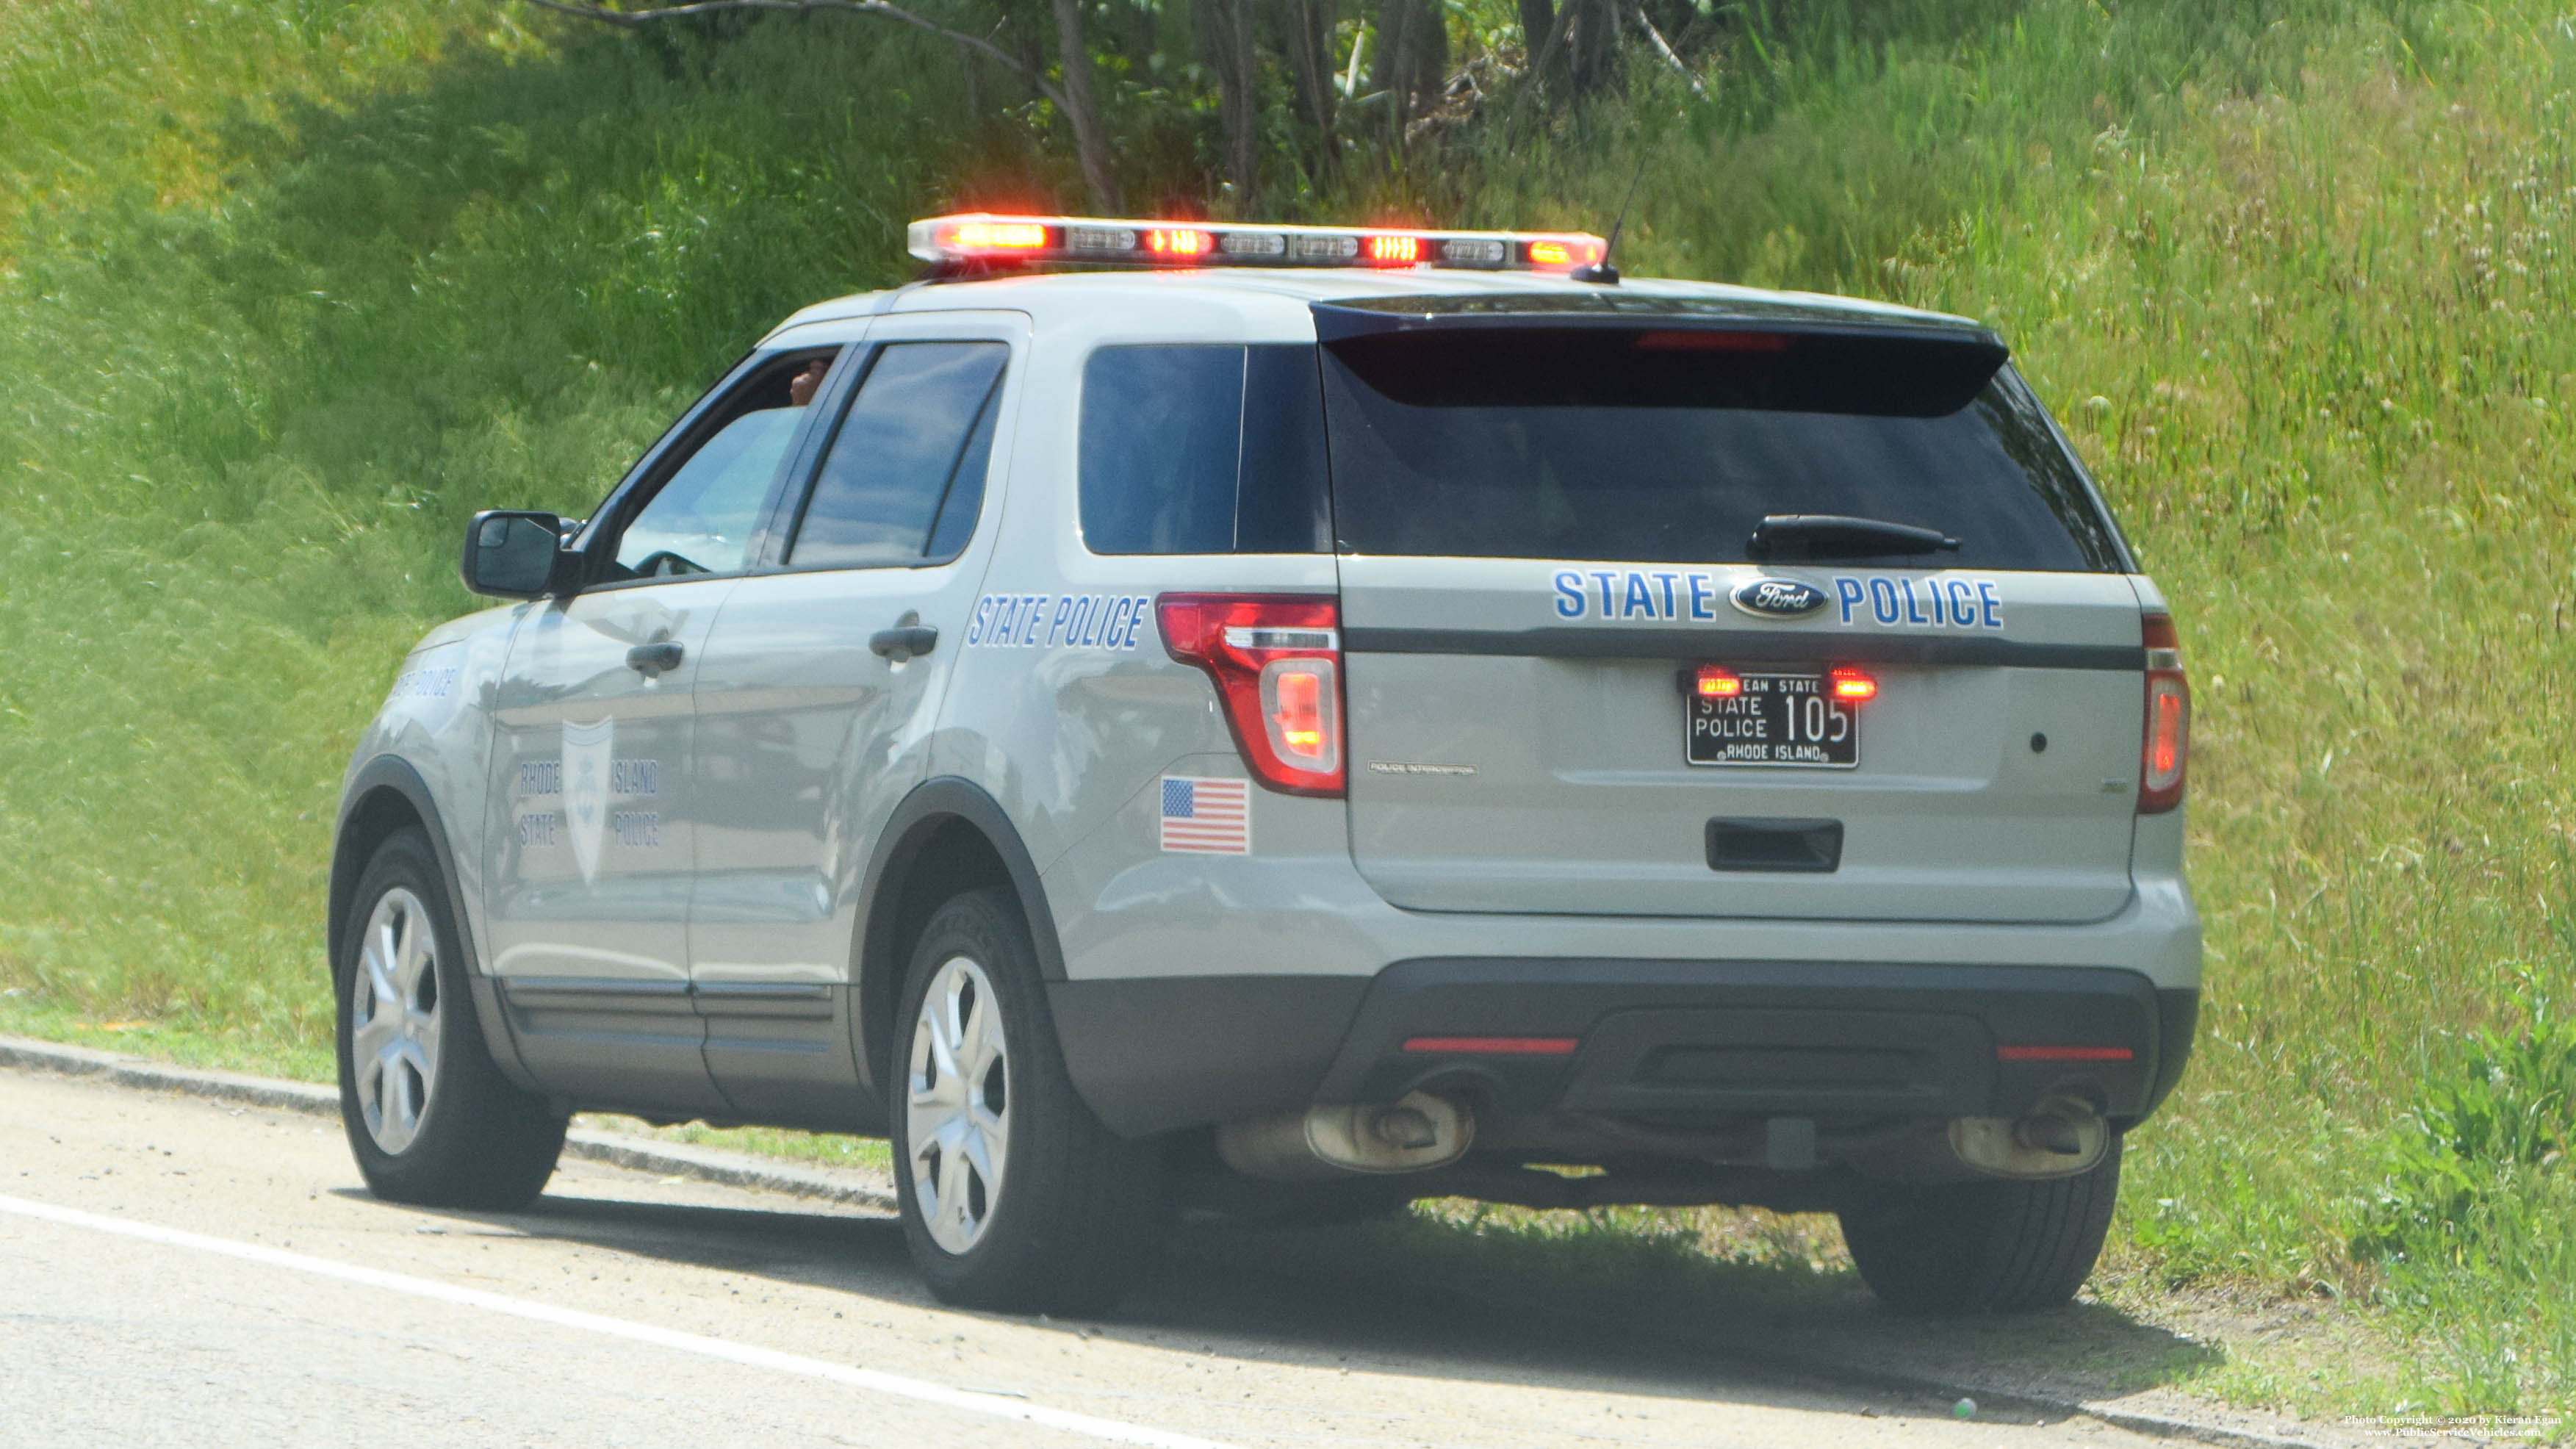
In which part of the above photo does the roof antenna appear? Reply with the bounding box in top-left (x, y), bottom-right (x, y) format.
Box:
top-left (1574, 132), bottom-right (1661, 286)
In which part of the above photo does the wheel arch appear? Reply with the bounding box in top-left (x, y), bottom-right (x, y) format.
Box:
top-left (331, 755), bottom-right (536, 1087)
top-left (851, 777), bottom-right (1065, 1099)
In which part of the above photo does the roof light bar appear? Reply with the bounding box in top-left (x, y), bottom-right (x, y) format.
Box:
top-left (908, 213), bottom-right (1607, 273)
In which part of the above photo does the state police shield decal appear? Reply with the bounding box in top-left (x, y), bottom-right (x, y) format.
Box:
top-left (561, 717), bottom-right (614, 885)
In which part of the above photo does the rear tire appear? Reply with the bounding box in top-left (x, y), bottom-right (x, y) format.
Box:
top-left (336, 827), bottom-right (566, 1209)
top-left (1838, 1133), bottom-right (2123, 1315)
top-left (889, 888), bottom-right (1166, 1315)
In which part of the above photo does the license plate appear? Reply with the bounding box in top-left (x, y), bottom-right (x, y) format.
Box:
top-left (1684, 672), bottom-right (1860, 769)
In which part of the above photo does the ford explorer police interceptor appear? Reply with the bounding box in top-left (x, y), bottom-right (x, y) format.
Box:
top-left (328, 213), bottom-right (2198, 1317)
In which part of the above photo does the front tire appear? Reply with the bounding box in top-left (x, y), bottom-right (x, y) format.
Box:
top-left (336, 827), bottom-right (566, 1209)
top-left (889, 888), bottom-right (1166, 1314)
top-left (1838, 1133), bottom-right (2123, 1315)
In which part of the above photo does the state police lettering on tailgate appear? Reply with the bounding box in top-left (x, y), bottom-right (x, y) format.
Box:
top-left (1550, 569), bottom-right (2004, 629)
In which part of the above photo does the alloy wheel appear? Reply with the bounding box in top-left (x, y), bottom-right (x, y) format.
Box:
top-left (906, 954), bottom-right (1011, 1254)
top-left (351, 887), bottom-right (444, 1154)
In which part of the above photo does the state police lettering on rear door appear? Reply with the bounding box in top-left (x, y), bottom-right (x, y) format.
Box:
top-left (965, 592), bottom-right (1153, 650)
top-left (1550, 569), bottom-right (2004, 630)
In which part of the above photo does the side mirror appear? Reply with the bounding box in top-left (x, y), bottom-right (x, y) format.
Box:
top-left (461, 511), bottom-right (573, 599)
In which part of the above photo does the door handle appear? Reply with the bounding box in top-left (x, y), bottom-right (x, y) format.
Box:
top-left (868, 625), bottom-right (939, 663)
top-left (626, 641), bottom-right (684, 678)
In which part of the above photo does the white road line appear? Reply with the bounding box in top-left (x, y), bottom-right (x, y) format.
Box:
top-left (0, 1193), bottom-right (1241, 1449)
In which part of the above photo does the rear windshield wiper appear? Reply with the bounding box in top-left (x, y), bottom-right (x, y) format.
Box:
top-left (1746, 514), bottom-right (1961, 563)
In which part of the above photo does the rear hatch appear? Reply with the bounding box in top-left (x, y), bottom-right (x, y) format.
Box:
top-left (1320, 299), bottom-right (2145, 924)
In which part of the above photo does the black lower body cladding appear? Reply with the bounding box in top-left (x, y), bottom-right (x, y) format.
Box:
top-left (1048, 976), bottom-right (1372, 1137)
top-left (1050, 960), bottom-right (2196, 1139)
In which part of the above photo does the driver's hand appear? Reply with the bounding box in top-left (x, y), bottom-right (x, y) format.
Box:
top-left (788, 360), bottom-right (828, 409)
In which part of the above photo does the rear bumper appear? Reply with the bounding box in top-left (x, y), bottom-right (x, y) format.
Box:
top-left (1052, 958), bottom-right (2196, 1139)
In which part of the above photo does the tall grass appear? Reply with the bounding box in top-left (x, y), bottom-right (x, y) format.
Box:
top-left (1440, 0), bottom-right (2576, 1414)
top-left (0, 0), bottom-right (1008, 1051)
top-left (3, 0), bottom-right (2572, 1418)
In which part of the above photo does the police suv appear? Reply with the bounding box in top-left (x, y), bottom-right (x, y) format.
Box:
top-left (329, 213), bottom-right (2198, 1317)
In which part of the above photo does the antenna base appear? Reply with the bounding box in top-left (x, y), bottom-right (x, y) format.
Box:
top-left (1571, 262), bottom-right (1622, 285)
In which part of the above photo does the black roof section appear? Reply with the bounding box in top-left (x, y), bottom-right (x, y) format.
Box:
top-left (1312, 290), bottom-right (2004, 350)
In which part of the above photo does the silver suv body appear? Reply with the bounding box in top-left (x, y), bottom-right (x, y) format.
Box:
top-left (329, 235), bottom-right (2198, 1315)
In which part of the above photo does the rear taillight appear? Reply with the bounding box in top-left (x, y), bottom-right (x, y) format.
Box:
top-left (2140, 612), bottom-right (2190, 813)
top-left (1156, 594), bottom-right (1345, 797)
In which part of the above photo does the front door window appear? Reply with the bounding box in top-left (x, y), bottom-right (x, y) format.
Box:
top-left (615, 353), bottom-right (834, 580)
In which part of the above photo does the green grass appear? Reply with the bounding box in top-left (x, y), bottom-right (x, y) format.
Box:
top-left (0, 0), bottom-right (998, 1049)
top-left (1445, 1), bottom-right (2576, 1417)
top-left (4, 0), bottom-right (2575, 1424)
top-left (0, 990), bottom-right (337, 1080)
top-left (585, 1115), bottom-right (895, 1172)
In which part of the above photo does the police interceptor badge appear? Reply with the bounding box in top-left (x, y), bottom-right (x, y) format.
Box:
top-left (1731, 578), bottom-right (1829, 619)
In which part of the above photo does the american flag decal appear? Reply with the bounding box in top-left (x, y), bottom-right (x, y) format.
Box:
top-left (1159, 775), bottom-right (1251, 854)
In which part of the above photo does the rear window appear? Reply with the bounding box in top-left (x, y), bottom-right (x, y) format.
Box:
top-left (1079, 345), bottom-right (1330, 555)
top-left (1319, 326), bottom-right (2126, 571)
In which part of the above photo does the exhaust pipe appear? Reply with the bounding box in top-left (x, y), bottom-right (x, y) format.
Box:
top-left (1217, 1092), bottom-right (1475, 1182)
top-left (1949, 1090), bottom-right (2109, 1179)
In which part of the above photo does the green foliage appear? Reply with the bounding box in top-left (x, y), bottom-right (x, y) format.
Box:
top-left (2361, 972), bottom-right (2576, 1303)
top-left (2414, 986), bottom-right (2576, 1173)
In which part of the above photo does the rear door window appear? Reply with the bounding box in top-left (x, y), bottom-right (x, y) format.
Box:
top-left (787, 341), bottom-right (1007, 569)
top-left (1319, 326), bottom-right (2125, 572)
top-left (1079, 345), bottom-right (1330, 555)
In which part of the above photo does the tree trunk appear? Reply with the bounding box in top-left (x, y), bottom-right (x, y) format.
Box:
top-left (1369, 0), bottom-right (1410, 129)
top-left (1517, 0), bottom-right (1555, 79)
top-left (1279, 0), bottom-right (1339, 151)
top-left (1371, 0), bottom-right (1445, 135)
top-left (1048, 0), bottom-right (1118, 211)
top-left (1195, 0), bottom-right (1260, 207)
top-left (1566, 0), bottom-right (1620, 98)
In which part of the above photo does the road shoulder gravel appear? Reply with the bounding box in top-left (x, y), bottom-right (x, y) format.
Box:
top-left (0, 1032), bottom-right (894, 1209)
top-left (0, 1032), bottom-right (2403, 1449)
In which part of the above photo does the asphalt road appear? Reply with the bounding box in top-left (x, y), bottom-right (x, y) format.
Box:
top-left (0, 1068), bottom-right (2170, 1448)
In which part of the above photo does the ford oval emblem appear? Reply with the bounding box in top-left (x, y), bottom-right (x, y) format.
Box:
top-left (1731, 578), bottom-right (1828, 619)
